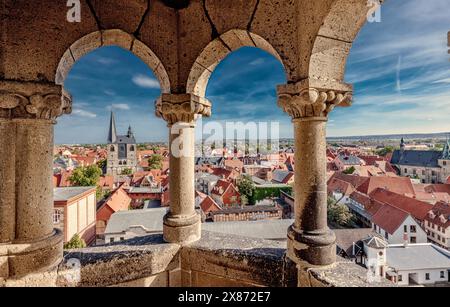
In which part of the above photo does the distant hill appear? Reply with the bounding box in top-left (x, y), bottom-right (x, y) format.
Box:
top-left (327, 132), bottom-right (450, 142)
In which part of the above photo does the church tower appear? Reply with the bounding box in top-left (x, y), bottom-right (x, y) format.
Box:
top-left (106, 111), bottom-right (138, 178)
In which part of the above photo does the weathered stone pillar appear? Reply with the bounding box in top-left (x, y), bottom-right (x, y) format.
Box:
top-left (0, 80), bottom-right (71, 281)
top-left (277, 79), bottom-right (352, 266)
top-left (156, 93), bottom-right (211, 244)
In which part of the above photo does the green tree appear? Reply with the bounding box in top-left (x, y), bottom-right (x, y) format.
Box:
top-left (69, 165), bottom-right (102, 187)
top-left (148, 154), bottom-right (163, 170)
top-left (96, 159), bottom-right (106, 172)
top-left (343, 166), bottom-right (356, 175)
top-left (376, 146), bottom-right (395, 157)
top-left (237, 175), bottom-right (255, 201)
top-left (64, 234), bottom-right (86, 249)
top-left (151, 145), bottom-right (160, 152)
top-left (121, 168), bottom-right (132, 175)
top-left (327, 197), bottom-right (355, 227)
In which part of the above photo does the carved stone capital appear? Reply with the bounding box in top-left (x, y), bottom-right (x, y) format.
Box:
top-left (277, 79), bottom-right (353, 120)
top-left (0, 81), bottom-right (72, 120)
top-left (155, 93), bottom-right (212, 125)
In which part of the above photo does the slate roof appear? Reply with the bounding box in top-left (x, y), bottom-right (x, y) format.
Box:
top-left (115, 134), bottom-right (136, 145)
top-left (195, 157), bottom-right (224, 166)
top-left (105, 208), bottom-right (168, 235)
top-left (334, 228), bottom-right (376, 257)
top-left (337, 154), bottom-right (362, 165)
top-left (391, 149), bottom-right (443, 168)
top-left (54, 187), bottom-right (96, 202)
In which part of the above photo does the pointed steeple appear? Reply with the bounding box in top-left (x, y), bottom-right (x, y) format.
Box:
top-left (442, 137), bottom-right (450, 160)
top-left (127, 125), bottom-right (133, 138)
top-left (400, 138), bottom-right (405, 151)
top-left (108, 111), bottom-right (117, 144)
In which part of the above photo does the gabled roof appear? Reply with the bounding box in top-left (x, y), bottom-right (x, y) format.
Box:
top-left (425, 201), bottom-right (450, 229)
top-left (328, 178), bottom-right (355, 196)
top-left (391, 149), bottom-right (443, 168)
top-left (334, 228), bottom-right (376, 256)
top-left (272, 170), bottom-right (294, 184)
top-left (54, 186), bottom-right (96, 202)
top-left (337, 154), bottom-right (362, 165)
top-left (200, 196), bottom-right (222, 213)
top-left (372, 203), bottom-right (409, 235)
top-left (356, 176), bottom-right (415, 196)
top-left (349, 191), bottom-right (384, 216)
top-left (328, 172), bottom-right (369, 190)
top-left (98, 186), bottom-right (131, 213)
top-left (211, 179), bottom-right (233, 197)
top-left (370, 188), bottom-right (433, 221)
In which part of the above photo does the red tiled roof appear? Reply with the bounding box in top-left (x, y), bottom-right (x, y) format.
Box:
top-left (425, 201), bottom-right (450, 229)
top-left (372, 203), bottom-right (409, 235)
top-left (370, 188), bottom-right (433, 221)
top-left (98, 175), bottom-right (114, 189)
top-left (328, 172), bottom-right (369, 190)
top-left (328, 178), bottom-right (355, 196)
top-left (212, 168), bottom-right (233, 179)
top-left (358, 155), bottom-right (384, 166)
top-left (357, 176), bottom-right (415, 196)
top-left (424, 184), bottom-right (450, 194)
top-left (211, 179), bottom-right (233, 196)
top-left (349, 191), bottom-right (384, 216)
top-left (200, 196), bottom-right (222, 213)
top-left (102, 187), bottom-right (131, 213)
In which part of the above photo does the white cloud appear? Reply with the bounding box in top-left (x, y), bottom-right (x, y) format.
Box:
top-left (249, 58), bottom-right (265, 66)
top-left (72, 109), bottom-right (97, 118)
top-left (96, 57), bottom-right (117, 65)
top-left (132, 74), bottom-right (160, 89)
top-left (108, 104), bottom-right (130, 111)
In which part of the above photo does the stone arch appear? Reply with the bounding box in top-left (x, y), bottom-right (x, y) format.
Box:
top-left (309, 0), bottom-right (377, 83)
top-left (186, 29), bottom-right (287, 97)
top-left (55, 29), bottom-right (171, 94)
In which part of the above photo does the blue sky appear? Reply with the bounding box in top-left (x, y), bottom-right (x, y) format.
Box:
top-left (56, 0), bottom-right (450, 144)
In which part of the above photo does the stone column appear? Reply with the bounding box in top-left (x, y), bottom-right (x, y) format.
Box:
top-left (156, 93), bottom-right (211, 244)
top-left (0, 80), bottom-right (71, 280)
top-left (277, 79), bottom-right (352, 266)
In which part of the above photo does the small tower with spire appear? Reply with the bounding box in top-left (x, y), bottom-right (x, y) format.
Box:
top-left (400, 137), bottom-right (406, 152)
top-left (106, 111), bottom-right (138, 178)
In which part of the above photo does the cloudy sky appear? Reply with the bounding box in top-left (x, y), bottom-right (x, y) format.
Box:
top-left (56, 0), bottom-right (450, 144)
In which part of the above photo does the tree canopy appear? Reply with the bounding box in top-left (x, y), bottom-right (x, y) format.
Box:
top-left (147, 154), bottom-right (163, 170)
top-left (69, 165), bottom-right (102, 187)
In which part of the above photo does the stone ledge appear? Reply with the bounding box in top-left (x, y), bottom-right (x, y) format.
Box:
top-left (304, 258), bottom-right (396, 287)
top-left (2, 231), bottom-right (396, 287)
top-left (57, 234), bottom-right (180, 287)
top-left (182, 231), bottom-right (296, 287)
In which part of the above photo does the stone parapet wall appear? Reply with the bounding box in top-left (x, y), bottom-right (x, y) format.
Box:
top-left (1, 231), bottom-right (394, 287)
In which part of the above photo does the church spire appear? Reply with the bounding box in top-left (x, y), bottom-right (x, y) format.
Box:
top-left (400, 138), bottom-right (405, 151)
top-left (108, 111), bottom-right (117, 144)
top-left (127, 125), bottom-right (134, 138)
top-left (442, 137), bottom-right (450, 160)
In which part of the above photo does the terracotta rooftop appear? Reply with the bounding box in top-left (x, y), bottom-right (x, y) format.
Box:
top-left (357, 176), bottom-right (415, 196)
top-left (370, 188), bottom-right (433, 221)
top-left (372, 203), bottom-right (409, 235)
